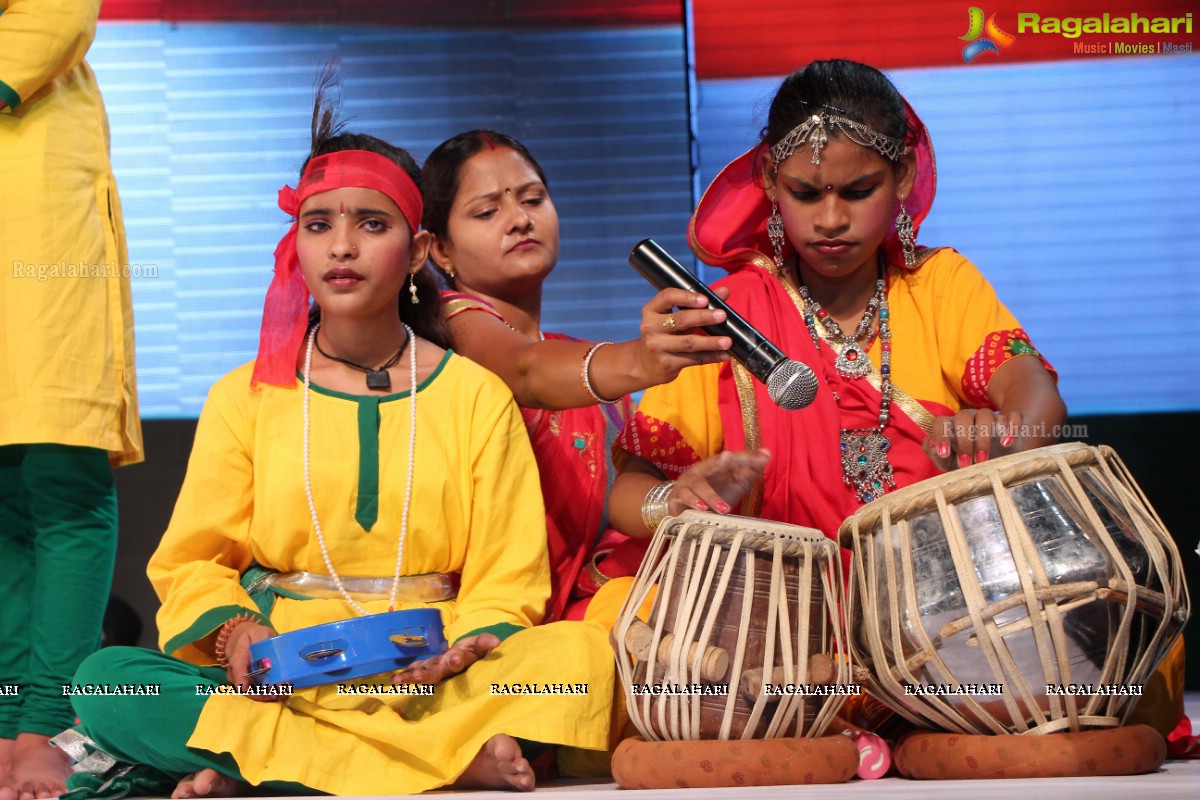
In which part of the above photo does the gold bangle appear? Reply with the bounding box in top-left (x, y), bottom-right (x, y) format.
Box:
top-left (641, 480), bottom-right (676, 531)
top-left (581, 341), bottom-right (619, 405)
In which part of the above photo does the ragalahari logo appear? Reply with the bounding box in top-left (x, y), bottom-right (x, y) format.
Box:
top-left (961, 7), bottom-right (1017, 62)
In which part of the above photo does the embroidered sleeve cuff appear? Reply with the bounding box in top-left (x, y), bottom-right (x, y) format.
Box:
top-left (162, 604), bottom-right (273, 661)
top-left (615, 410), bottom-right (702, 478)
top-left (961, 328), bottom-right (1056, 408)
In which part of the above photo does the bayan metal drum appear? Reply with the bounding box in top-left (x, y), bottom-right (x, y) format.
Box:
top-left (613, 510), bottom-right (851, 741)
top-left (840, 443), bottom-right (1188, 734)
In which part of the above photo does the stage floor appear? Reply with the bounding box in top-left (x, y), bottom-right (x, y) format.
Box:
top-left (114, 694), bottom-right (1200, 799)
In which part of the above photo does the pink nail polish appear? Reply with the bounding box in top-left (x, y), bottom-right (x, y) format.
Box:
top-left (716, 502), bottom-right (730, 513)
top-left (976, 450), bottom-right (988, 463)
top-left (958, 454), bottom-right (970, 468)
top-left (1001, 435), bottom-right (1014, 447)
top-left (695, 500), bottom-right (709, 511)
top-left (937, 442), bottom-right (949, 458)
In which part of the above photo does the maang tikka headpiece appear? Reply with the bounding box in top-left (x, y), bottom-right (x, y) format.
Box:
top-left (770, 105), bottom-right (907, 168)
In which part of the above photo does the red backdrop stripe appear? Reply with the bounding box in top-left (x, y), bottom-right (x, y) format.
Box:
top-left (95, 1), bottom-right (1198, 74)
top-left (97, 1), bottom-right (682, 26)
top-left (692, 0), bottom-right (1197, 77)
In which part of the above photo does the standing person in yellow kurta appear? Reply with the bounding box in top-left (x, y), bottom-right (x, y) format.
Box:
top-left (0, 1), bottom-right (143, 798)
top-left (64, 86), bottom-right (613, 797)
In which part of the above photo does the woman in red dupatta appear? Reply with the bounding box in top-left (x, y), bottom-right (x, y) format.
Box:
top-left (421, 131), bottom-right (732, 621)
top-left (608, 59), bottom-right (1066, 550)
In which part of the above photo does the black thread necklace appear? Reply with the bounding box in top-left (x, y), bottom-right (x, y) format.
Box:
top-left (313, 328), bottom-right (410, 391)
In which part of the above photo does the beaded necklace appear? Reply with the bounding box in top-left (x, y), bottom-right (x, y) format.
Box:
top-left (797, 276), bottom-right (883, 380)
top-left (796, 260), bottom-right (896, 503)
top-left (302, 323), bottom-right (417, 614)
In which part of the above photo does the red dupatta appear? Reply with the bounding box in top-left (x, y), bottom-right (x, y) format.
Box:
top-left (711, 265), bottom-right (940, 538)
top-left (525, 334), bottom-right (636, 621)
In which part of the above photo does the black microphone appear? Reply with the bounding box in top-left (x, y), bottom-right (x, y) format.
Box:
top-left (629, 238), bottom-right (818, 410)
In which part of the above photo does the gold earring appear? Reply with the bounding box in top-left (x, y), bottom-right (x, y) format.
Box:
top-left (408, 274), bottom-right (419, 304)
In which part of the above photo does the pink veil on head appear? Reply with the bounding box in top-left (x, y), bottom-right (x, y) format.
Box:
top-left (688, 98), bottom-right (936, 272)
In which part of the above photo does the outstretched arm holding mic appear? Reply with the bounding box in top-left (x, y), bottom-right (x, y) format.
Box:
top-left (629, 239), bottom-right (818, 410)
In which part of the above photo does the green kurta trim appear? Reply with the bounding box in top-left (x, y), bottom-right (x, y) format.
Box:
top-left (456, 622), bottom-right (524, 645)
top-left (297, 350), bottom-right (455, 531)
top-left (162, 604), bottom-right (272, 658)
top-left (355, 397), bottom-right (380, 530)
top-left (0, 10), bottom-right (17, 112)
top-left (302, 349), bottom-right (454, 402)
top-left (0, 78), bottom-right (19, 112)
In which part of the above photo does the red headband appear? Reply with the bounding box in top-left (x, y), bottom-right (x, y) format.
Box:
top-left (252, 150), bottom-right (424, 387)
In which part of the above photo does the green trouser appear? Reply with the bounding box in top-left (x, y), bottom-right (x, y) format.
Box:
top-left (71, 647), bottom-right (552, 796)
top-left (0, 444), bottom-right (117, 738)
top-left (70, 646), bottom-right (316, 794)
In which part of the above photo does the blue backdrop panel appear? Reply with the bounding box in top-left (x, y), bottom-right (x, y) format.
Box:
top-left (90, 22), bottom-right (693, 418)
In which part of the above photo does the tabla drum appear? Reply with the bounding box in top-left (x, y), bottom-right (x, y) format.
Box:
top-left (248, 608), bottom-right (447, 689)
top-left (839, 443), bottom-right (1188, 734)
top-left (613, 510), bottom-right (851, 741)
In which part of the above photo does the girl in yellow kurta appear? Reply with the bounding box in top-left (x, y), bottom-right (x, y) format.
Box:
top-left (1, 2), bottom-right (142, 797)
top-left (66, 97), bottom-right (613, 796)
top-left (0, 0), bottom-right (141, 460)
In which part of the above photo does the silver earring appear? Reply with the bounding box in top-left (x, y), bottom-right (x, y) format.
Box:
top-left (895, 202), bottom-right (916, 268)
top-left (408, 274), bottom-right (419, 304)
top-left (767, 198), bottom-right (786, 275)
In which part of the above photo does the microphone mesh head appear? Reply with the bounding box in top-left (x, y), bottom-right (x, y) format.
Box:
top-left (767, 360), bottom-right (819, 410)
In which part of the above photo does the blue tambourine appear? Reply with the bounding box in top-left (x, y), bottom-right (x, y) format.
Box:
top-left (247, 608), bottom-right (447, 688)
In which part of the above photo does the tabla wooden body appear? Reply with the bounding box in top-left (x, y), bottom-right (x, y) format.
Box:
top-left (839, 443), bottom-right (1188, 735)
top-left (613, 510), bottom-right (850, 741)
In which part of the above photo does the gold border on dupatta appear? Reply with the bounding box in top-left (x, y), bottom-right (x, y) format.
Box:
top-left (731, 362), bottom-right (765, 516)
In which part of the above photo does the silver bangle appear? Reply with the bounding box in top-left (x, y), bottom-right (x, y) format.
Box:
top-left (581, 341), bottom-right (619, 405)
top-left (640, 480), bottom-right (677, 532)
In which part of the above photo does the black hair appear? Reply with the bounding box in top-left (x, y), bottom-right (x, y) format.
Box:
top-left (302, 69), bottom-right (450, 349)
top-left (421, 130), bottom-right (549, 286)
top-left (762, 59), bottom-right (908, 154)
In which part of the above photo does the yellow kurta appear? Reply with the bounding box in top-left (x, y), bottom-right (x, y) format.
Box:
top-left (148, 352), bottom-right (613, 794)
top-left (0, 0), bottom-right (142, 465)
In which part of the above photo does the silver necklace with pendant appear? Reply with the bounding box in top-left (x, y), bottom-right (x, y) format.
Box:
top-left (797, 276), bottom-right (884, 380)
top-left (797, 262), bottom-right (896, 503)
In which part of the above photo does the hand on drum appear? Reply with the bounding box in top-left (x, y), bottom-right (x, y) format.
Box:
top-left (224, 621), bottom-right (285, 701)
top-left (391, 632), bottom-right (501, 686)
top-left (670, 448), bottom-right (771, 515)
top-left (924, 409), bottom-right (1020, 471)
top-left (634, 287), bottom-right (733, 385)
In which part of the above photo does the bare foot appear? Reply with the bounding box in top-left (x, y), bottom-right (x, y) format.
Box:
top-left (452, 734), bottom-right (534, 791)
top-left (0, 736), bottom-right (14, 777)
top-left (3, 733), bottom-right (72, 800)
top-left (0, 736), bottom-right (15, 800)
top-left (172, 768), bottom-right (248, 799)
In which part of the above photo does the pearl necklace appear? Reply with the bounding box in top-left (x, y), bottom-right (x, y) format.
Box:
top-left (303, 323), bottom-right (417, 614)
